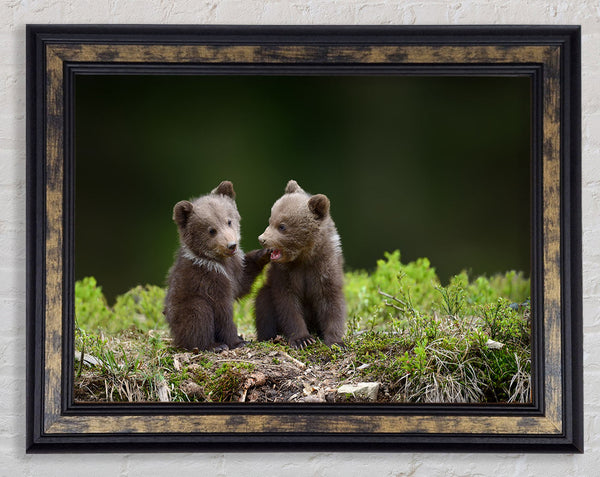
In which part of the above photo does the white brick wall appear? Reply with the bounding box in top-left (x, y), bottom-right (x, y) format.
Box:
top-left (1, 1), bottom-right (597, 475)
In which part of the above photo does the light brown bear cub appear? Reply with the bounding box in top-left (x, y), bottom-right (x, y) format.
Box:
top-left (255, 180), bottom-right (346, 349)
top-left (164, 181), bottom-right (269, 351)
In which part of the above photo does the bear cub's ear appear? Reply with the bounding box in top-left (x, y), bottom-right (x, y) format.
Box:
top-left (212, 180), bottom-right (236, 199)
top-left (308, 194), bottom-right (330, 220)
top-left (173, 200), bottom-right (194, 228)
top-left (285, 179), bottom-right (305, 195)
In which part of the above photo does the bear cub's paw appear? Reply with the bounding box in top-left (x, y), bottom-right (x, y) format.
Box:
top-left (326, 339), bottom-right (347, 350)
top-left (256, 248), bottom-right (273, 267)
top-left (289, 335), bottom-right (317, 350)
top-left (232, 336), bottom-right (249, 349)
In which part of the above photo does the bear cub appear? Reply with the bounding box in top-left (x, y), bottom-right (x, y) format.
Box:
top-left (255, 180), bottom-right (346, 349)
top-left (164, 181), bottom-right (269, 351)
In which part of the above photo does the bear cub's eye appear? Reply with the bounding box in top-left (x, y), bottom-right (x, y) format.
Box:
top-left (209, 228), bottom-right (217, 236)
top-left (227, 220), bottom-right (232, 226)
top-left (278, 224), bottom-right (286, 232)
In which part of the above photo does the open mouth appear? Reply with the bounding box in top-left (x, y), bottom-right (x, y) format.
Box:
top-left (270, 249), bottom-right (282, 261)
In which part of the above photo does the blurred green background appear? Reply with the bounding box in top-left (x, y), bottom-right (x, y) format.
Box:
top-left (75, 74), bottom-right (530, 303)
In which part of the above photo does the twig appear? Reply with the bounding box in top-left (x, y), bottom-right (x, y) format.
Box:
top-left (239, 388), bottom-right (248, 403)
top-left (155, 374), bottom-right (171, 402)
top-left (279, 351), bottom-right (306, 369)
top-left (378, 289), bottom-right (408, 308)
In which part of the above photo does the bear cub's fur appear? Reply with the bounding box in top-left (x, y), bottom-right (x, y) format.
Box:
top-left (255, 180), bottom-right (346, 349)
top-left (164, 181), bottom-right (269, 351)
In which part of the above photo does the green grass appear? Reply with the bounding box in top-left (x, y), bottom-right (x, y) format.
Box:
top-left (74, 250), bottom-right (531, 403)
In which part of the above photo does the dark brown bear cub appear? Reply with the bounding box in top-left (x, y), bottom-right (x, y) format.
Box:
top-left (164, 181), bottom-right (269, 351)
top-left (255, 180), bottom-right (346, 349)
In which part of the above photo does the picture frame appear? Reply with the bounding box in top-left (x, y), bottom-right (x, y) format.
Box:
top-left (26, 25), bottom-right (582, 453)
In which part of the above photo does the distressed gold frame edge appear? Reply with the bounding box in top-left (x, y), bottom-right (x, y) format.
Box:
top-left (26, 25), bottom-right (582, 452)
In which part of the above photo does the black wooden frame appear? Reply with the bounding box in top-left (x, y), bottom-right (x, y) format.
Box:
top-left (26, 25), bottom-right (582, 453)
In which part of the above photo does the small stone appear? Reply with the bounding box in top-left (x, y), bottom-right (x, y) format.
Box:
top-left (485, 339), bottom-right (505, 349)
top-left (337, 382), bottom-right (380, 401)
top-left (300, 394), bottom-right (326, 403)
top-left (182, 381), bottom-right (204, 398)
top-left (74, 351), bottom-right (101, 367)
top-left (244, 372), bottom-right (267, 388)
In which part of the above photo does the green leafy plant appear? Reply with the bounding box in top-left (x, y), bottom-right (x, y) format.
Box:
top-left (113, 285), bottom-right (166, 331)
top-left (74, 250), bottom-right (531, 404)
top-left (74, 277), bottom-right (113, 332)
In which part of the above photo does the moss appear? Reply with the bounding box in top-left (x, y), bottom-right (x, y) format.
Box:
top-left (202, 363), bottom-right (253, 402)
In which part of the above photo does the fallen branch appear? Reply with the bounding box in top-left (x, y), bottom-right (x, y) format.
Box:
top-left (278, 351), bottom-right (307, 369)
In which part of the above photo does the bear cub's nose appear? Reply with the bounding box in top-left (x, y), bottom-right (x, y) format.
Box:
top-left (227, 242), bottom-right (237, 251)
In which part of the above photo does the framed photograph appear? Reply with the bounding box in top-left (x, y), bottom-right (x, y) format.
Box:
top-left (26, 25), bottom-right (582, 452)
